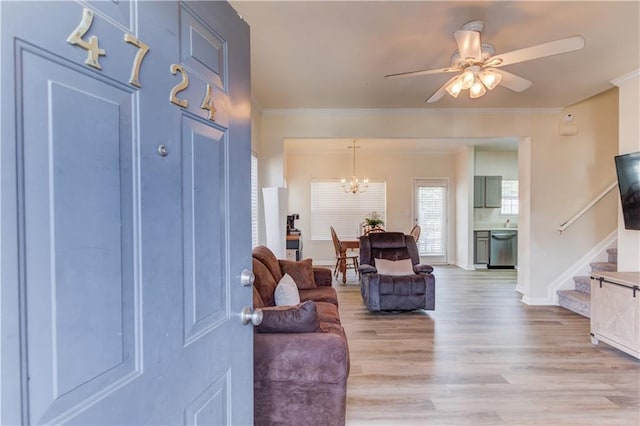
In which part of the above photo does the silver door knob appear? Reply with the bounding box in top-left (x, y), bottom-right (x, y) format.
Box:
top-left (240, 269), bottom-right (255, 287)
top-left (240, 306), bottom-right (263, 326)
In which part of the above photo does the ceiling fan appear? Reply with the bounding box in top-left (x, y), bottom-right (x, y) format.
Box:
top-left (384, 21), bottom-right (586, 103)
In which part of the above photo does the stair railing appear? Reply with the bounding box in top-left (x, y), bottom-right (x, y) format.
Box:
top-left (558, 181), bottom-right (617, 234)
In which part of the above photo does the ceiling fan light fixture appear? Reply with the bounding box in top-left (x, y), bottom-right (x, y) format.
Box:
top-left (469, 78), bottom-right (487, 98)
top-left (460, 69), bottom-right (475, 90)
top-left (479, 69), bottom-right (502, 90)
top-left (445, 77), bottom-right (463, 97)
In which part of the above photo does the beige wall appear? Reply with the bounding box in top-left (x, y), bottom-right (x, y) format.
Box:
top-left (285, 147), bottom-right (457, 263)
top-left (524, 89), bottom-right (618, 302)
top-left (613, 72), bottom-right (640, 271)
top-left (258, 90), bottom-right (620, 303)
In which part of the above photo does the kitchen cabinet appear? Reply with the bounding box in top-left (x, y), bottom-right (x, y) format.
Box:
top-left (590, 272), bottom-right (640, 359)
top-left (474, 231), bottom-right (490, 264)
top-left (474, 176), bottom-right (502, 208)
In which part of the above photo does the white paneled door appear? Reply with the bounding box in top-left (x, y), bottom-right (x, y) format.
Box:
top-left (1, 1), bottom-right (253, 424)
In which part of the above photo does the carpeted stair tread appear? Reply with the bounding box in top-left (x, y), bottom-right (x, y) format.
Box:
top-left (589, 261), bottom-right (617, 272)
top-left (573, 275), bottom-right (591, 294)
top-left (557, 290), bottom-right (590, 318)
top-left (557, 246), bottom-right (616, 317)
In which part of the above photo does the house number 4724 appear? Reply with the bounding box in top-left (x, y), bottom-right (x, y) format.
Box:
top-left (67, 7), bottom-right (217, 121)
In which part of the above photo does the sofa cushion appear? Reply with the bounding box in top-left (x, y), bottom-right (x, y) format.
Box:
top-left (274, 273), bottom-right (300, 306)
top-left (299, 287), bottom-right (339, 306)
top-left (374, 258), bottom-right (414, 276)
top-left (253, 286), bottom-right (265, 309)
top-left (253, 258), bottom-right (278, 307)
top-left (256, 300), bottom-right (320, 334)
top-left (253, 245), bottom-right (283, 282)
top-left (279, 258), bottom-right (316, 289)
top-left (313, 266), bottom-right (333, 287)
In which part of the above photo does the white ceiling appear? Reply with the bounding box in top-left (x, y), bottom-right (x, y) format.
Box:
top-left (230, 1), bottom-right (640, 110)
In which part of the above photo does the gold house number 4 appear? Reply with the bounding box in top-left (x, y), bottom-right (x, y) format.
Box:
top-left (66, 8), bottom-right (105, 69)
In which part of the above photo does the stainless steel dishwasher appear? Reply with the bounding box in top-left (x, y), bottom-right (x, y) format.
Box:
top-left (488, 230), bottom-right (517, 268)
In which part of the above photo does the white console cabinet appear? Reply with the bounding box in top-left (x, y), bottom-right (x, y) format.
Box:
top-left (590, 272), bottom-right (640, 359)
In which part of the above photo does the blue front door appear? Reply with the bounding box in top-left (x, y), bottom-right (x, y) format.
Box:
top-left (1, 1), bottom-right (253, 424)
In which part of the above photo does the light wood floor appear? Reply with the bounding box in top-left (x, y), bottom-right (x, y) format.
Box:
top-left (335, 266), bottom-right (640, 426)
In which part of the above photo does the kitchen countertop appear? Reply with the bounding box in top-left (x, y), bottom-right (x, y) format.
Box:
top-left (474, 227), bottom-right (518, 231)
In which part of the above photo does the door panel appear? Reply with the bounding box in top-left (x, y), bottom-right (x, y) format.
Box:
top-left (179, 4), bottom-right (226, 90)
top-left (18, 31), bottom-right (140, 426)
top-left (182, 117), bottom-right (228, 344)
top-left (1, 1), bottom-right (252, 424)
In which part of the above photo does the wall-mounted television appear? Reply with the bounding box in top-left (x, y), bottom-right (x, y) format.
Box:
top-left (614, 151), bottom-right (640, 230)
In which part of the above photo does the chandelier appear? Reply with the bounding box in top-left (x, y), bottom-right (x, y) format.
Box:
top-left (444, 65), bottom-right (502, 99)
top-left (341, 141), bottom-right (368, 194)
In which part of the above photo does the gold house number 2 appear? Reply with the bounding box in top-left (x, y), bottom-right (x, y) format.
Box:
top-left (67, 7), bottom-right (217, 121)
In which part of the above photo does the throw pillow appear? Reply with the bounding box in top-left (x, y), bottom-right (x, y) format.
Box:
top-left (274, 273), bottom-right (300, 306)
top-left (374, 258), bottom-right (414, 276)
top-left (278, 258), bottom-right (317, 289)
top-left (256, 300), bottom-right (320, 333)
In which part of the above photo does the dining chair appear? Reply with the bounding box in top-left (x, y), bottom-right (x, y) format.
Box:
top-left (409, 224), bottom-right (421, 242)
top-left (363, 225), bottom-right (385, 235)
top-left (330, 226), bottom-right (359, 284)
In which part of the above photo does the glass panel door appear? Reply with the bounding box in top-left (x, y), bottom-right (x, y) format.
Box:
top-left (413, 179), bottom-right (448, 263)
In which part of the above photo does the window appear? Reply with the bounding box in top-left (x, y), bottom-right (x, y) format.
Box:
top-left (310, 180), bottom-right (386, 240)
top-left (501, 179), bottom-right (518, 215)
top-left (251, 153), bottom-right (259, 247)
top-left (414, 179), bottom-right (447, 262)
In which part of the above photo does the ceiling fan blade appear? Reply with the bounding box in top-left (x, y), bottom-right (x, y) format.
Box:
top-left (494, 69), bottom-right (532, 92)
top-left (425, 75), bottom-right (460, 103)
top-left (384, 66), bottom-right (458, 80)
top-left (454, 29), bottom-right (482, 61)
top-left (488, 35), bottom-right (586, 67)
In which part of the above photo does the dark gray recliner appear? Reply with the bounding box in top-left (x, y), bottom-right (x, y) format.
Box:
top-left (359, 232), bottom-right (435, 312)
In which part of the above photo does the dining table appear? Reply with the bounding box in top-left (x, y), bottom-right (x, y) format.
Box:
top-left (338, 239), bottom-right (359, 284)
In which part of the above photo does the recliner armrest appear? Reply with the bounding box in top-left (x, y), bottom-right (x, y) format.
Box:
top-left (359, 264), bottom-right (377, 274)
top-left (414, 263), bottom-right (434, 274)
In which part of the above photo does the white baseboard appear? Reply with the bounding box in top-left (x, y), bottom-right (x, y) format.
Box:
top-left (455, 262), bottom-right (476, 271)
top-left (521, 295), bottom-right (553, 305)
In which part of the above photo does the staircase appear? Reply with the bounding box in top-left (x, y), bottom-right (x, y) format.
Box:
top-left (557, 247), bottom-right (617, 318)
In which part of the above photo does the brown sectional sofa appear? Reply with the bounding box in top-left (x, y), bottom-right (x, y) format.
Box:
top-left (252, 245), bottom-right (350, 426)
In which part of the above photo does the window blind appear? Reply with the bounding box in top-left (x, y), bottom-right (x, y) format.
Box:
top-left (310, 180), bottom-right (386, 240)
top-left (501, 179), bottom-right (519, 215)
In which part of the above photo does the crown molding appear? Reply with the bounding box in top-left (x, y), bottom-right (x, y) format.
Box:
top-left (611, 69), bottom-right (640, 86)
top-left (262, 107), bottom-right (563, 116)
